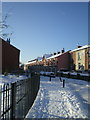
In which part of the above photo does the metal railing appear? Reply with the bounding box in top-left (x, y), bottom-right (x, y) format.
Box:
top-left (0, 74), bottom-right (40, 120)
top-left (56, 72), bottom-right (90, 81)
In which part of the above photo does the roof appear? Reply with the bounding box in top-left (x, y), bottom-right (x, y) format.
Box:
top-left (25, 60), bottom-right (36, 65)
top-left (47, 51), bottom-right (70, 60)
top-left (43, 54), bottom-right (52, 58)
top-left (0, 38), bottom-right (20, 51)
top-left (70, 44), bottom-right (90, 52)
top-left (25, 51), bottom-right (70, 65)
top-left (28, 59), bottom-right (37, 62)
top-left (47, 53), bottom-right (62, 59)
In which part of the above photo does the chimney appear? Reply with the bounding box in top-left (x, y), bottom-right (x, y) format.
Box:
top-left (7, 38), bottom-right (10, 44)
top-left (61, 48), bottom-right (65, 53)
top-left (57, 51), bottom-right (60, 54)
top-left (43, 55), bottom-right (45, 59)
top-left (77, 43), bottom-right (82, 48)
top-left (54, 52), bottom-right (56, 55)
top-left (7, 38), bottom-right (8, 42)
top-left (77, 45), bottom-right (82, 48)
top-left (8, 38), bottom-right (10, 44)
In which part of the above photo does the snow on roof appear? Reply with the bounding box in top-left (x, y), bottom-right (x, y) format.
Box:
top-left (37, 57), bottom-right (43, 61)
top-left (47, 53), bottom-right (62, 60)
top-left (71, 44), bottom-right (90, 52)
top-left (25, 60), bottom-right (36, 65)
top-left (43, 54), bottom-right (53, 58)
top-left (47, 51), bottom-right (69, 60)
top-left (37, 57), bottom-right (42, 60)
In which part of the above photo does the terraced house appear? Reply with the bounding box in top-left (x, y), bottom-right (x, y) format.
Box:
top-left (24, 49), bottom-right (71, 72)
top-left (70, 45), bottom-right (90, 71)
top-left (25, 44), bottom-right (90, 73)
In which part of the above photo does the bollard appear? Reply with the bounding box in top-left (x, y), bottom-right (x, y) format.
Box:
top-left (68, 73), bottom-right (70, 78)
top-left (59, 77), bottom-right (62, 82)
top-left (63, 79), bottom-right (65, 88)
top-left (77, 73), bottom-right (80, 79)
top-left (49, 76), bottom-right (51, 81)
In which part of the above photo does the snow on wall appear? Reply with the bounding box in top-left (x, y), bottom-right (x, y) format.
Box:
top-left (0, 74), bottom-right (28, 85)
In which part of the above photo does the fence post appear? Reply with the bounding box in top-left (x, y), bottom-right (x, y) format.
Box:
top-left (11, 83), bottom-right (16, 120)
top-left (49, 76), bottom-right (51, 81)
top-left (59, 77), bottom-right (62, 82)
top-left (68, 73), bottom-right (70, 78)
top-left (89, 75), bottom-right (90, 82)
top-left (0, 86), bottom-right (2, 119)
top-left (77, 73), bottom-right (80, 79)
top-left (63, 79), bottom-right (65, 88)
top-left (3, 84), bottom-right (5, 120)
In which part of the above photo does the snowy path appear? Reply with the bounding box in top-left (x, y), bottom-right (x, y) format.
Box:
top-left (26, 76), bottom-right (89, 119)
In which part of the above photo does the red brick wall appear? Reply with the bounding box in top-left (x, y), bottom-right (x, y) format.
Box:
top-left (0, 39), bottom-right (2, 73)
top-left (57, 52), bottom-right (70, 71)
top-left (70, 51), bottom-right (76, 70)
top-left (2, 39), bottom-right (20, 73)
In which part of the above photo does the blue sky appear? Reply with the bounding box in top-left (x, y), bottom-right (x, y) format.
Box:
top-left (2, 2), bottom-right (88, 63)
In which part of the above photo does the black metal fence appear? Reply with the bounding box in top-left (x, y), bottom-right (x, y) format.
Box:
top-left (56, 72), bottom-right (90, 81)
top-left (0, 74), bottom-right (40, 120)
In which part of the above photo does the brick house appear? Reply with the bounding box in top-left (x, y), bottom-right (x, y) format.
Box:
top-left (70, 45), bottom-right (90, 71)
top-left (24, 59), bottom-right (37, 71)
top-left (56, 51), bottom-right (71, 71)
top-left (42, 51), bottom-right (70, 72)
top-left (0, 38), bottom-right (20, 73)
top-left (25, 45), bottom-right (90, 72)
top-left (25, 50), bottom-right (71, 72)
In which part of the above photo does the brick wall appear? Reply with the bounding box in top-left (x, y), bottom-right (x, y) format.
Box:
top-left (57, 52), bottom-right (70, 71)
top-left (0, 39), bottom-right (2, 73)
top-left (1, 38), bottom-right (20, 73)
top-left (70, 51), bottom-right (76, 70)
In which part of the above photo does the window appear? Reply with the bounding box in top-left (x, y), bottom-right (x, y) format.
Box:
top-left (78, 52), bottom-right (81, 60)
top-left (81, 52), bottom-right (84, 56)
top-left (78, 63), bottom-right (81, 70)
top-left (88, 50), bottom-right (90, 58)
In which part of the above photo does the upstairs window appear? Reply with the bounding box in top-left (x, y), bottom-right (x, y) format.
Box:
top-left (88, 50), bottom-right (90, 58)
top-left (78, 52), bottom-right (81, 60)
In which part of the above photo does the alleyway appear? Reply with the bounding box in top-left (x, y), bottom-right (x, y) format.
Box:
top-left (26, 76), bottom-right (89, 119)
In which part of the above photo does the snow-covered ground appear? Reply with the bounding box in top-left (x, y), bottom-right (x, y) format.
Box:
top-left (26, 76), bottom-right (90, 119)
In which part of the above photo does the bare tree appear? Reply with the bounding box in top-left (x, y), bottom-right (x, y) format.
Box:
top-left (0, 12), bottom-right (13, 39)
